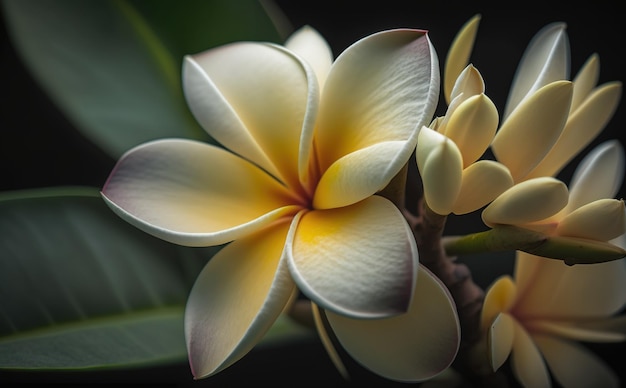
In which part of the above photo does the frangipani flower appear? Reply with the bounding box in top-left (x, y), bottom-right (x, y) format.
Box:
top-left (416, 64), bottom-right (513, 215)
top-left (481, 252), bottom-right (626, 387)
top-left (101, 26), bottom-right (460, 381)
top-left (481, 140), bottom-right (625, 264)
top-left (478, 140), bottom-right (626, 387)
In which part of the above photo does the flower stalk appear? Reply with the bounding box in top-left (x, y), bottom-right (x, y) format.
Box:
top-left (405, 200), bottom-right (511, 386)
top-left (444, 225), bottom-right (626, 264)
top-left (397, 163), bottom-right (487, 353)
top-left (407, 202), bottom-right (484, 345)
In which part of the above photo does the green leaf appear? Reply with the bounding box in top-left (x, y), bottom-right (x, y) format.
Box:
top-left (127, 0), bottom-right (288, 58)
top-left (0, 187), bottom-right (313, 370)
top-left (0, 187), bottom-right (214, 369)
top-left (0, 308), bottom-right (187, 369)
top-left (1, 0), bottom-right (284, 159)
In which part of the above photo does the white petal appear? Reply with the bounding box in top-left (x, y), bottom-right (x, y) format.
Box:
top-left (481, 276), bottom-right (517, 332)
top-left (526, 319), bottom-right (625, 343)
top-left (571, 53), bottom-right (599, 112)
top-left (534, 335), bottom-right (620, 388)
top-left (488, 312), bottom-right (515, 371)
top-left (101, 139), bottom-right (300, 247)
top-left (429, 116), bottom-right (445, 131)
top-left (444, 93), bottom-right (499, 167)
top-left (481, 177), bottom-right (568, 227)
top-left (567, 140), bottom-right (625, 211)
top-left (315, 29), bottom-right (438, 173)
top-left (183, 42), bottom-right (318, 192)
top-left (515, 254), bottom-right (626, 319)
top-left (611, 232), bottom-right (626, 251)
top-left (452, 160), bottom-right (513, 215)
top-left (570, 315), bottom-right (626, 338)
top-left (313, 136), bottom-right (417, 209)
top-left (513, 251), bottom-right (543, 299)
top-left (510, 320), bottom-right (552, 388)
top-left (326, 265), bottom-right (460, 382)
top-left (287, 196), bottom-right (418, 318)
top-left (416, 127), bottom-right (463, 215)
top-left (525, 81), bottom-right (622, 179)
top-left (284, 25), bottom-right (333, 90)
top-left (185, 220), bottom-right (296, 378)
top-left (556, 199), bottom-right (625, 241)
top-left (447, 65), bottom-right (485, 114)
top-left (504, 22), bottom-right (570, 120)
top-left (444, 14), bottom-right (481, 105)
top-left (492, 81), bottom-right (573, 182)
top-left (438, 66), bottom-right (485, 135)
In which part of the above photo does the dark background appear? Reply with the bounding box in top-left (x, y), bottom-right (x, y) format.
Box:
top-left (1, 1), bottom-right (625, 386)
top-left (1, 2), bottom-right (625, 196)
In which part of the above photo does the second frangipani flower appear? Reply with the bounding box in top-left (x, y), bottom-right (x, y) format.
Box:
top-left (479, 141), bottom-right (626, 388)
top-left (101, 27), bottom-right (460, 381)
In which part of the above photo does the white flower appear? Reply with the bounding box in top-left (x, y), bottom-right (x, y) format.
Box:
top-left (101, 26), bottom-right (460, 381)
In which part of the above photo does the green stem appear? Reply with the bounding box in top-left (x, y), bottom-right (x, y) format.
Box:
top-left (411, 203), bottom-right (508, 386)
top-left (444, 226), bottom-right (626, 264)
top-left (443, 226), bottom-right (547, 257)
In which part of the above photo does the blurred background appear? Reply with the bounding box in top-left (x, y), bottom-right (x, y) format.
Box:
top-left (1, 1), bottom-right (624, 386)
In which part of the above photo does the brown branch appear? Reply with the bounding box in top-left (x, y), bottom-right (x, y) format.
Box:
top-left (407, 201), bottom-right (484, 345)
top-left (407, 199), bottom-right (509, 387)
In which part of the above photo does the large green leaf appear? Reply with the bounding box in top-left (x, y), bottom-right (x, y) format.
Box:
top-left (127, 0), bottom-right (290, 59)
top-left (0, 187), bottom-right (312, 370)
top-left (0, 187), bottom-right (214, 369)
top-left (0, 0), bottom-right (284, 159)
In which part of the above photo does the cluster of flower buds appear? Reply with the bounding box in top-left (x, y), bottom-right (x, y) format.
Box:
top-left (420, 15), bottom-right (625, 387)
top-left (422, 15), bottom-right (624, 265)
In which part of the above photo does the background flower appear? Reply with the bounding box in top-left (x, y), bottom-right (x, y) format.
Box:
top-left (480, 140), bottom-right (626, 387)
